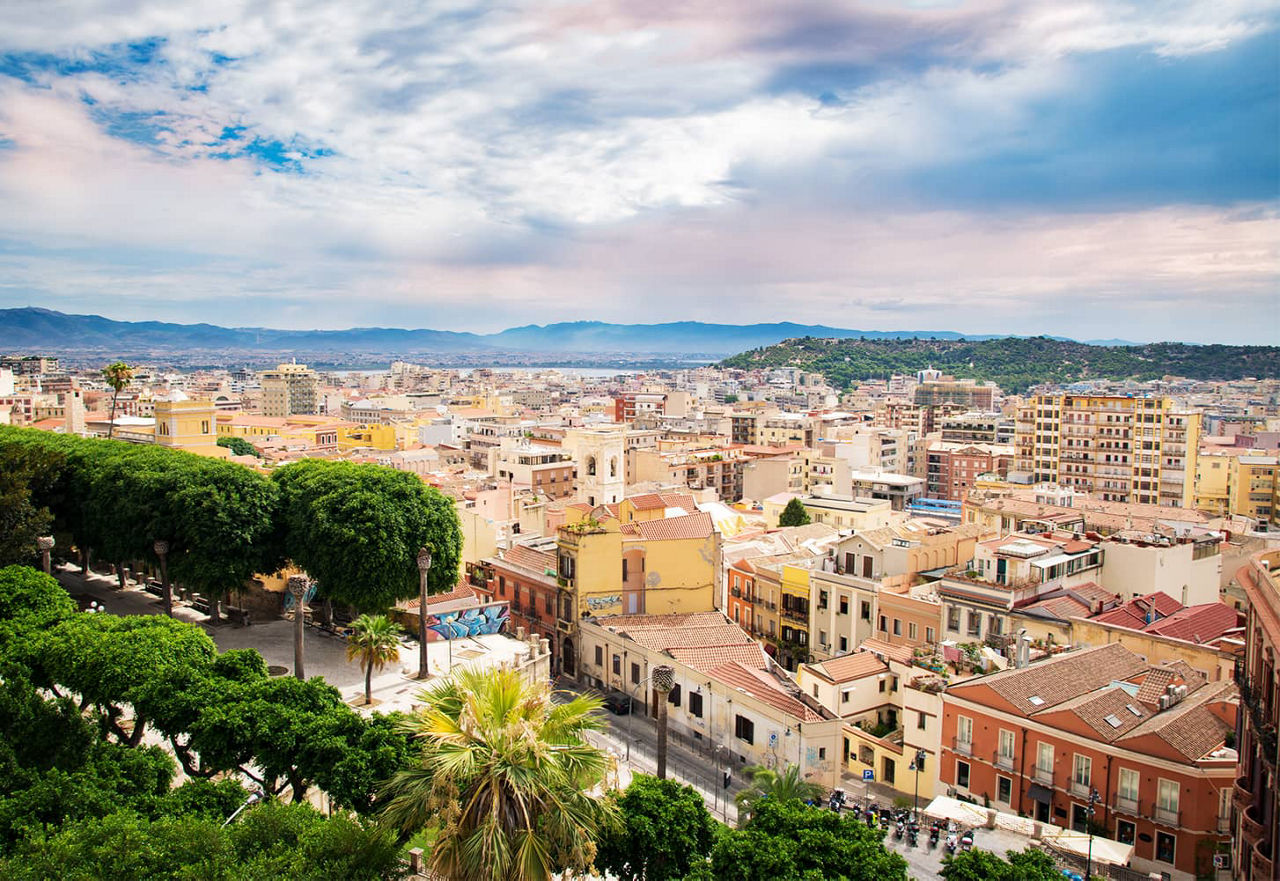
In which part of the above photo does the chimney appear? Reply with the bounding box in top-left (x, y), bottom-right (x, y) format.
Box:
top-left (1016, 629), bottom-right (1031, 669)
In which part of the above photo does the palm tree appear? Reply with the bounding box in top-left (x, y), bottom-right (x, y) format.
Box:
top-left (101, 361), bottom-right (134, 439)
top-left (346, 614), bottom-right (403, 705)
top-left (734, 763), bottom-right (826, 826)
top-left (380, 666), bottom-right (618, 881)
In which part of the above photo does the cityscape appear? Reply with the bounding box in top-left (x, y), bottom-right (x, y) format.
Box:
top-left (1, 1), bottom-right (1278, 881)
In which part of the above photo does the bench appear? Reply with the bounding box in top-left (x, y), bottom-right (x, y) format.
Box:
top-left (190, 596), bottom-right (212, 615)
top-left (144, 580), bottom-right (165, 598)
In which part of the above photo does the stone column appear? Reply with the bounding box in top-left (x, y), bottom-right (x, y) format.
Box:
top-left (653, 664), bottom-right (676, 780)
top-left (416, 548), bottom-right (432, 679)
top-left (288, 575), bottom-right (310, 681)
top-left (37, 536), bottom-right (54, 575)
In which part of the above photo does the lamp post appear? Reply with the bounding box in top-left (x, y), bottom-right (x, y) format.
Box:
top-left (416, 547), bottom-right (432, 679)
top-left (652, 665), bottom-right (675, 779)
top-left (288, 575), bottom-right (309, 681)
top-left (153, 539), bottom-right (171, 617)
top-left (1084, 786), bottom-right (1100, 881)
top-left (37, 535), bottom-right (54, 575)
top-left (222, 790), bottom-right (264, 827)
top-left (909, 748), bottom-right (926, 823)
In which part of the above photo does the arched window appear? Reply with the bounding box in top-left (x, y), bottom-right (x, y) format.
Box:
top-left (609, 457), bottom-right (618, 477)
top-left (586, 456), bottom-right (596, 476)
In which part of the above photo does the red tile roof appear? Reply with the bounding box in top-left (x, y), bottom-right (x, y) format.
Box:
top-left (632, 511), bottom-right (714, 542)
top-left (858, 638), bottom-right (915, 666)
top-left (706, 661), bottom-right (826, 722)
top-left (805, 652), bottom-right (887, 683)
top-left (1144, 603), bottom-right (1242, 644)
top-left (668, 643), bottom-right (769, 671)
top-left (1091, 592), bottom-right (1184, 629)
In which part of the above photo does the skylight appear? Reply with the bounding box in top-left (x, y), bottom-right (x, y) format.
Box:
top-left (1028, 695), bottom-right (1045, 706)
top-left (1104, 714), bottom-right (1122, 728)
top-left (1126, 704), bottom-right (1143, 716)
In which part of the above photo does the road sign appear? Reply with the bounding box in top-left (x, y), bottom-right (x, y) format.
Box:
top-left (862, 769), bottom-right (874, 781)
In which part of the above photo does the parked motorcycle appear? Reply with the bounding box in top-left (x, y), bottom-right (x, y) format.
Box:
top-left (928, 824), bottom-right (940, 848)
top-left (894, 821), bottom-right (905, 840)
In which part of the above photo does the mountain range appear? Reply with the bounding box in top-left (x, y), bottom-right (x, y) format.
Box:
top-left (0, 307), bottom-right (1124, 357)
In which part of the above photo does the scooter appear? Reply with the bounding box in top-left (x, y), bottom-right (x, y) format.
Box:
top-left (906, 826), bottom-right (918, 847)
top-left (928, 824), bottom-right (940, 848)
top-left (894, 821), bottom-right (905, 841)
top-left (960, 832), bottom-right (974, 852)
top-left (945, 834), bottom-right (958, 855)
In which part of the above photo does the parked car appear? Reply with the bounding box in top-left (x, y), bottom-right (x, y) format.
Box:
top-left (602, 692), bottom-right (633, 715)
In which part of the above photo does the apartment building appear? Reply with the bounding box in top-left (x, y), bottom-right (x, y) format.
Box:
top-left (1195, 450), bottom-right (1279, 526)
top-left (631, 444), bottom-right (747, 502)
top-left (741, 448), bottom-right (851, 501)
top-left (489, 440), bottom-right (577, 500)
top-left (613, 392), bottom-right (667, 422)
top-left (1015, 394), bottom-right (1200, 507)
top-left (925, 441), bottom-right (1016, 501)
top-left (942, 643), bottom-right (1236, 880)
top-left (260, 361), bottom-right (319, 417)
top-left (1232, 550), bottom-right (1280, 881)
top-left (472, 540), bottom-right (560, 662)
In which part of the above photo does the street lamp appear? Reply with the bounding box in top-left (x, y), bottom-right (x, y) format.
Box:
top-left (288, 575), bottom-right (310, 680)
top-left (37, 535), bottom-right (54, 575)
top-left (153, 539), bottom-right (171, 617)
top-left (1085, 786), bottom-right (1101, 881)
top-left (909, 748), bottom-right (926, 823)
top-left (222, 789), bottom-right (264, 827)
top-left (416, 547), bottom-right (432, 679)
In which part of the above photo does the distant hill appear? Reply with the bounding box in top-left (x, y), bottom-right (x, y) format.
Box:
top-left (0, 308), bottom-right (1069, 357)
top-left (718, 336), bottom-right (1280, 394)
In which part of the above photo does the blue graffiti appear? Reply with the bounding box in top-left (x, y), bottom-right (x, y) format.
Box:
top-left (281, 582), bottom-right (318, 610)
top-left (428, 603), bottom-right (509, 640)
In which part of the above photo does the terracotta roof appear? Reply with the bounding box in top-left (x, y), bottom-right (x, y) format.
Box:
top-left (668, 643), bottom-right (769, 671)
top-left (1046, 685), bottom-right (1151, 742)
top-left (632, 511), bottom-right (714, 542)
top-left (628, 625), bottom-right (752, 651)
top-left (1117, 679), bottom-right (1236, 761)
top-left (1133, 667), bottom-right (1180, 706)
top-left (597, 611), bottom-right (727, 628)
top-left (706, 661), bottom-right (826, 722)
top-left (1091, 592), bottom-right (1184, 629)
top-left (961, 643), bottom-right (1147, 715)
top-left (1144, 603), bottom-right (1242, 644)
top-left (1019, 594), bottom-right (1093, 620)
top-left (805, 652), bottom-right (887, 683)
top-left (628, 492), bottom-right (667, 510)
top-left (498, 544), bottom-right (557, 579)
top-left (858, 638), bottom-right (915, 665)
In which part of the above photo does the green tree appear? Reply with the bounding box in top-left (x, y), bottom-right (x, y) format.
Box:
top-left (346, 614), bottom-right (403, 706)
top-left (596, 775), bottom-right (717, 881)
top-left (216, 436), bottom-right (260, 458)
top-left (709, 798), bottom-right (908, 881)
top-left (272, 459), bottom-right (461, 612)
top-left (100, 362), bottom-right (134, 440)
top-left (0, 446), bottom-right (60, 567)
top-left (0, 565), bottom-right (76, 635)
top-left (380, 666), bottom-right (618, 881)
top-left (939, 847), bottom-right (1064, 881)
top-left (733, 763), bottom-right (824, 825)
top-left (777, 498), bottom-right (811, 528)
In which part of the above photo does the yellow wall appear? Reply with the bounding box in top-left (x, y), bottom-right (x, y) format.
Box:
top-left (337, 423), bottom-right (397, 451)
top-left (630, 531), bottom-right (717, 615)
top-left (155, 400), bottom-right (228, 458)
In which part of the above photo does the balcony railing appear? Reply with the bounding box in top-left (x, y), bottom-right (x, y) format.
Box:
top-left (1032, 766), bottom-right (1054, 785)
top-left (952, 737), bottom-right (973, 757)
top-left (993, 751), bottom-right (1015, 772)
top-left (1152, 805), bottom-right (1179, 826)
top-left (1113, 792), bottom-right (1139, 816)
top-left (1253, 839), bottom-right (1274, 881)
top-left (1069, 779), bottom-right (1092, 799)
top-left (1242, 804), bottom-right (1266, 846)
top-left (1233, 775), bottom-right (1253, 812)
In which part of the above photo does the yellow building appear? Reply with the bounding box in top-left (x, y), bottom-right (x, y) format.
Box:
top-left (1194, 450), bottom-right (1278, 525)
top-left (154, 394), bottom-right (228, 458)
top-left (337, 423), bottom-right (398, 452)
top-left (778, 562), bottom-right (813, 670)
top-left (1015, 394), bottom-right (1200, 507)
top-left (260, 362), bottom-right (319, 417)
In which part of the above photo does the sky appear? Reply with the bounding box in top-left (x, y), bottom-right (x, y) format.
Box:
top-left (0, 1), bottom-right (1276, 343)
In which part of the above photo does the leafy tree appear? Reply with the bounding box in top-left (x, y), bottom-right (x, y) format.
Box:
top-left (216, 435), bottom-right (261, 457)
top-left (346, 614), bottom-right (403, 706)
top-left (778, 498), bottom-right (811, 528)
top-left (709, 798), bottom-right (908, 881)
top-left (272, 459), bottom-right (461, 612)
top-left (940, 847), bottom-right (1064, 881)
top-left (596, 775), bottom-right (717, 881)
top-left (100, 361), bottom-right (134, 440)
top-left (0, 445), bottom-right (60, 567)
top-left (380, 666), bottom-right (618, 881)
top-left (733, 763), bottom-right (824, 825)
top-left (0, 565), bottom-right (76, 634)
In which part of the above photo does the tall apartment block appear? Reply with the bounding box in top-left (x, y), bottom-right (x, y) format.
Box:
top-left (1015, 395), bottom-right (1199, 507)
top-left (260, 362), bottom-right (319, 417)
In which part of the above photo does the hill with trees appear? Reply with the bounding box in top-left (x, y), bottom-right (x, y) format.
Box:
top-left (718, 336), bottom-right (1280, 393)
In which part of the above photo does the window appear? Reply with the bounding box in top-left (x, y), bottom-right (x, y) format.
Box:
top-left (498, 576), bottom-right (506, 597)
top-left (998, 729), bottom-right (1015, 762)
top-left (997, 776), bottom-right (1012, 803)
top-left (1118, 768), bottom-right (1139, 803)
top-left (1157, 778), bottom-right (1179, 817)
top-left (1073, 754), bottom-right (1092, 788)
top-left (839, 636), bottom-right (848, 652)
top-left (1155, 831), bottom-right (1175, 864)
top-left (612, 654), bottom-right (621, 676)
top-left (734, 714), bottom-right (754, 745)
top-left (917, 712), bottom-right (927, 730)
top-left (688, 691), bottom-right (704, 718)
top-left (818, 747), bottom-right (826, 760)
top-left (957, 715), bottom-right (973, 746)
top-left (818, 590), bottom-right (829, 610)
top-left (841, 690), bottom-right (851, 704)
top-left (669, 684), bottom-right (681, 707)
top-left (1116, 820), bottom-right (1135, 845)
top-left (819, 630), bottom-right (827, 647)
top-left (631, 662), bottom-right (641, 684)
top-left (812, 684), bottom-right (819, 698)
top-left (622, 560), bottom-right (628, 581)
top-left (839, 596), bottom-right (849, 615)
top-left (879, 678), bottom-right (886, 693)
top-left (966, 611), bottom-right (981, 636)
top-left (909, 622), bottom-right (918, 640)
top-left (926, 626), bottom-right (935, 643)
top-left (947, 607), bottom-right (961, 630)
top-left (956, 760), bottom-right (970, 789)
top-left (860, 601), bottom-right (871, 621)
top-left (878, 615), bottom-right (887, 632)
top-left (594, 646), bottom-right (603, 667)
top-left (1036, 742), bottom-right (1053, 775)
top-left (892, 618), bottom-right (901, 636)
top-left (862, 556), bottom-right (873, 578)
top-left (860, 745), bottom-right (874, 765)
top-left (545, 593), bottom-right (553, 614)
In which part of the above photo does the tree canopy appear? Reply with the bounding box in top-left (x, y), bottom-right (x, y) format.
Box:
top-left (939, 846), bottom-right (1065, 881)
top-left (778, 498), bottom-right (811, 528)
top-left (596, 776), bottom-right (717, 881)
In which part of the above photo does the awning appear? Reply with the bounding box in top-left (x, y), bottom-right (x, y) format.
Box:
top-left (1041, 829), bottom-right (1134, 867)
top-left (921, 795), bottom-right (989, 827)
top-left (1026, 783), bottom-right (1053, 804)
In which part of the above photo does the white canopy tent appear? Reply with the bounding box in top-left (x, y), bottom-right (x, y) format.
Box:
top-left (1040, 829), bottom-right (1134, 867)
top-left (920, 795), bottom-right (990, 828)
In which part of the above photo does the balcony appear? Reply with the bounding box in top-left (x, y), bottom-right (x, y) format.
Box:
top-left (1234, 775), bottom-right (1254, 812)
top-left (1069, 779), bottom-right (1093, 799)
top-left (993, 751), bottom-right (1015, 772)
top-left (1032, 766), bottom-right (1054, 786)
top-left (1113, 792), bottom-right (1139, 816)
top-left (1253, 839), bottom-right (1274, 881)
top-left (1242, 804), bottom-right (1266, 847)
top-left (952, 737), bottom-right (973, 757)
top-left (1152, 805), bottom-right (1179, 826)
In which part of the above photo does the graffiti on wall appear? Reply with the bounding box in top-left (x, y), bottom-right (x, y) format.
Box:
top-left (585, 594), bottom-right (622, 614)
top-left (428, 603), bottom-right (509, 639)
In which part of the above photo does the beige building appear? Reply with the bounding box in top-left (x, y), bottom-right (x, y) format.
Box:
top-left (260, 362), bottom-right (319, 417)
